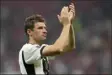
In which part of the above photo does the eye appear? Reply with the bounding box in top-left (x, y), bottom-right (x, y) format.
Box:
top-left (37, 27), bottom-right (43, 29)
top-left (37, 26), bottom-right (47, 31)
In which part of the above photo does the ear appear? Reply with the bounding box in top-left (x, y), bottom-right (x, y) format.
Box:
top-left (27, 29), bottom-right (32, 36)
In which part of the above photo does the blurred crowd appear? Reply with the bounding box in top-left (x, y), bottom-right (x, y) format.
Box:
top-left (1, 0), bottom-right (111, 74)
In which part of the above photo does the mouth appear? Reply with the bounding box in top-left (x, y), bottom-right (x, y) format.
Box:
top-left (43, 34), bottom-right (47, 37)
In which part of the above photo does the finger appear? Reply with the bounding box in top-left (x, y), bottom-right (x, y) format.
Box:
top-left (61, 6), bottom-right (65, 16)
top-left (57, 15), bottom-right (60, 20)
top-left (70, 10), bottom-right (75, 17)
top-left (61, 6), bottom-right (69, 16)
top-left (69, 11), bottom-right (74, 17)
top-left (69, 8), bottom-right (75, 15)
top-left (61, 6), bottom-right (65, 13)
top-left (69, 6), bottom-right (74, 13)
top-left (69, 5), bottom-right (74, 10)
top-left (63, 6), bottom-right (69, 13)
top-left (69, 2), bottom-right (75, 9)
top-left (69, 8), bottom-right (75, 18)
top-left (69, 4), bottom-right (75, 14)
top-left (71, 3), bottom-right (75, 6)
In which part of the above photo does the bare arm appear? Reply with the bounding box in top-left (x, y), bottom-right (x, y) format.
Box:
top-left (66, 25), bottom-right (75, 51)
top-left (67, 3), bottom-right (76, 50)
top-left (42, 3), bottom-right (76, 56)
top-left (42, 24), bottom-right (71, 56)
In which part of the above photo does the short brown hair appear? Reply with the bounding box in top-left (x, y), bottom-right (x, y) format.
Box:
top-left (24, 14), bottom-right (45, 36)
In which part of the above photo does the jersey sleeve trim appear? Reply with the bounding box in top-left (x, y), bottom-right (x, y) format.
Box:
top-left (40, 44), bottom-right (48, 58)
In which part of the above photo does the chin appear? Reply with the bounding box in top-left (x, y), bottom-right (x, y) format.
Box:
top-left (43, 38), bottom-right (47, 40)
top-left (42, 37), bottom-right (47, 40)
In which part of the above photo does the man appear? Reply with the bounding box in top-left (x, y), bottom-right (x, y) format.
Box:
top-left (19, 3), bottom-right (76, 75)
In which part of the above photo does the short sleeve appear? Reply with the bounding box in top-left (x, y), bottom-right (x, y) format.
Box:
top-left (23, 44), bottom-right (47, 64)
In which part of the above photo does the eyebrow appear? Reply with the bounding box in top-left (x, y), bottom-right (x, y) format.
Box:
top-left (37, 26), bottom-right (47, 29)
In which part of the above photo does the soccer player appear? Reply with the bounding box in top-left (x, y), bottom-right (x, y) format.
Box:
top-left (19, 3), bottom-right (76, 75)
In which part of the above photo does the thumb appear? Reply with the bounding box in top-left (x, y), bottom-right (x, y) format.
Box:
top-left (57, 15), bottom-right (61, 22)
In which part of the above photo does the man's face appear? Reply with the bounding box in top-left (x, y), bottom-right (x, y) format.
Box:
top-left (29, 22), bottom-right (47, 42)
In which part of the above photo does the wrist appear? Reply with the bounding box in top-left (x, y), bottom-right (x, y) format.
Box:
top-left (63, 23), bottom-right (71, 27)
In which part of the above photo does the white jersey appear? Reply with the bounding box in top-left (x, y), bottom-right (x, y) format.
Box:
top-left (19, 43), bottom-right (49, 75)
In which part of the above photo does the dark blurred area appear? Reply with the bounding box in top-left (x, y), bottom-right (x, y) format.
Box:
top-left (0, 0), bottom-right (111, 74)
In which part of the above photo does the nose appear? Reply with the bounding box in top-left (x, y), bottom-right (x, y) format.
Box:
top-left (43, 28), bottom-right (47, 34)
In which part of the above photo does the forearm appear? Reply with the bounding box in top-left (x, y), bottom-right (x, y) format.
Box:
top-left (41, 24), bottom-right (75, 56)
top-left (68, 25), bottom-right (76, 49)
top-left (54, 24), bottom-right (71, 51)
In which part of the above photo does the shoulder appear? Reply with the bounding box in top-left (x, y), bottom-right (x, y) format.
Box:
top-left (20, 44), bottom-right (39, 52)
top-left (21, 44), bottom-right (48, 52)
top-left (22, 43), bottom-right (34, 50)
top-left (20, 43), bottom-right (48, 53)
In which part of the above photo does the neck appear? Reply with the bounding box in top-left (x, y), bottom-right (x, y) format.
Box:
top-left (28, 37), bottom-right (42, 46)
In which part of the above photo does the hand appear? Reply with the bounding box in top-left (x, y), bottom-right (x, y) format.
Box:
top-left (69, 3), bottom-right (75, 23)
top-left (57, 3), bottom-right (75, 26)
top-left (57, 6), bottom-right (70, 26)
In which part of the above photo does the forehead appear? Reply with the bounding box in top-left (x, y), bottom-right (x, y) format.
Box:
top-left (34, 22), bottom-right (46, 27)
